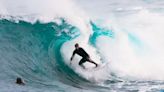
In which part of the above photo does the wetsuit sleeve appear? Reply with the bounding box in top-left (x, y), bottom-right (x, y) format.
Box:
top-left (73, 50), bottom-right (76, 56)
top-left (70, 50), bottom-right (76, 61)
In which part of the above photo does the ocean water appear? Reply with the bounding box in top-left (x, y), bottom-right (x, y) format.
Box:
top-left (0, 0), bottom-right (164, 92)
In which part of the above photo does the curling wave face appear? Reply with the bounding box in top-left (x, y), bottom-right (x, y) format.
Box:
top-left (0, 18), bottom-right (115, 92)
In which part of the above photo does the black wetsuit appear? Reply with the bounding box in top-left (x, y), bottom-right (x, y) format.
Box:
top-left (73, 47), bottom-right (97, 66)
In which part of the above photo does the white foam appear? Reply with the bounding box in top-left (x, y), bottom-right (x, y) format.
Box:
top-left (0, 0), bottom-right (90, 35)
top-left (96, 9), bottom-right (164, 80)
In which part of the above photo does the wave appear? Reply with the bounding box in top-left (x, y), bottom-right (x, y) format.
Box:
top-left (1, 0), bottom-right (164, 91)
top-left (0, 18), bottom-right (118, 92)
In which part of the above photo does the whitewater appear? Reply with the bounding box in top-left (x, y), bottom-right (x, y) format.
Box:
top-left (0, 0), bottom-right (164, 92)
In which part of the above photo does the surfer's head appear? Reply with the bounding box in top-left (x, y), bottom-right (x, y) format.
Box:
top-left (75, 43), bottom-right (79, 49)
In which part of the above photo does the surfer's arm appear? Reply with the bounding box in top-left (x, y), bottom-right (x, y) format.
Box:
top-left (70, 50), bottom-right (76, 61)
top-left (70, 51), bottom-right (76, 65)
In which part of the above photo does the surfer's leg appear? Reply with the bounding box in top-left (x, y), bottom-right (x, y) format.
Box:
top-left (87, 58), bottom-right (98, 67)
top-left (79, 58), bottom-right (86, 69)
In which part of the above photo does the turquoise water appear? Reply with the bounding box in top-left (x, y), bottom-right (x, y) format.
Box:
top-left (0, 18), bottom-right (111, 92)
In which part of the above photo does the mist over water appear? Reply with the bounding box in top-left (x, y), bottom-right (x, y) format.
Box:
top-left (0, 0), bottom-right (164, 92)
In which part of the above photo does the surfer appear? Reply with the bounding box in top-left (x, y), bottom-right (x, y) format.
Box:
top-left (16, 77), bottom-right (25, 85)
top-left (70, 43), bottom-right (98, 69)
